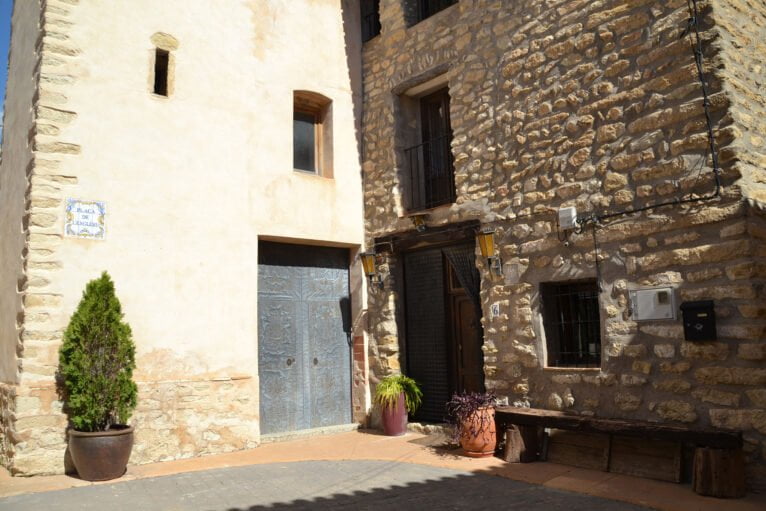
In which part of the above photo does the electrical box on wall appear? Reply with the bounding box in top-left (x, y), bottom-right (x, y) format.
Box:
top-left (680, 300), bottom-right (717, 342)
top-left (630, 287), bottom-right (676, 321)
top-left (558, 207), bottom-right (577, 230)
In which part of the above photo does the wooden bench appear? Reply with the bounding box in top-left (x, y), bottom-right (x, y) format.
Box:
top-left (495, 406), bottom-right (745, 498)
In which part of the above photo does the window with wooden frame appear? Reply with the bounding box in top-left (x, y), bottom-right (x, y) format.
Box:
top-left (541, 280), bottom-right (602, 368)
top-left (293, 91), bottom-right (332, 177)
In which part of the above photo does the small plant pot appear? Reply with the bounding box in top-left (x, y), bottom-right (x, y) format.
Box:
top-left (68, 425), bottom-right (134, 481)
top-left (459, 406), bottom-right (496, 458)
top-left (381, 392), bottom-right (408, 436)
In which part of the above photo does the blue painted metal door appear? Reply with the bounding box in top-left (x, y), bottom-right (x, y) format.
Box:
top-left (258, 242), bottom-right (351, 435)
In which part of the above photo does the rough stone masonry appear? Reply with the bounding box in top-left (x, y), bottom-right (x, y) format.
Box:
top-left (361, 0), bottom-right (766, 490)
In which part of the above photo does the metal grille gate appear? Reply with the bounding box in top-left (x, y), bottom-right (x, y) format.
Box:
top-left (404, 247), bottom-right (449, 423)
top-left (404, 244), bottom-right (483, 423)
top-left (257, 242), bottom-right (351, 435)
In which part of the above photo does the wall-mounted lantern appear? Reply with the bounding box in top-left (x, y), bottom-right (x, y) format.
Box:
top-left (360, 251), bottom-right (385, 291)
top-left (476, 227), bottom-right (503, 276)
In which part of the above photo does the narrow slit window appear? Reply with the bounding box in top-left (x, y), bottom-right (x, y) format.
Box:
top-left (154, 49), bottom-right (169, 96)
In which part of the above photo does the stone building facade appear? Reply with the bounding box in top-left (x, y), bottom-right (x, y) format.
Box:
top-left (1, 0), bottom-right (765, 493)
top-left (361, 0), bottom-right (766, 490)
top-left (0, 0), bottom-right (367, 475)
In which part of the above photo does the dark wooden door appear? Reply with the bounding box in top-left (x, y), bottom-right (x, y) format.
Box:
top-left (258, 242), bottom-right (351, 435)
top-left (450, 292), bottom-right (484, 393)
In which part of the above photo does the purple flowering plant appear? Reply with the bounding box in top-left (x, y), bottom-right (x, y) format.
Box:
top-left (445, 391), bottom-right (497, 443)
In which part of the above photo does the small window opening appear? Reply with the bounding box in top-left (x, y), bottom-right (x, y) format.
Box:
top-left (154, 49), bottom-right (169, 96)
top-left (293, 91), bottom-right (333, 177)
top-left (541, 280), bottom-right (602, 368)
top-left (361, 0), bottom-right (381, 42)
top-left (407, 0), bottom-right (457, 25)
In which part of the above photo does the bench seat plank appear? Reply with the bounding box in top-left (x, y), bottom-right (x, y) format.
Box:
top-left (495, 406), bottom-right (742, 449)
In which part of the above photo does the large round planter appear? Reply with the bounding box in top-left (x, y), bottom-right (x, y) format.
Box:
top-left (68, 425), bottom-right (134, 481)
top-left (381, 392), bottom-right (408, 436)
top-left (459, 407), bottom-right (496, 458)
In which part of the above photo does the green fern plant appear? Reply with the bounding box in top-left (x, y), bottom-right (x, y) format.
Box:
top-left (58, 272), bottom-right (137, 432)
top-left (373, 374), bottom-right (422, 413)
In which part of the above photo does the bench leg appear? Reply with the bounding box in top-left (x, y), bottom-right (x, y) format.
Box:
top-left (692, 447), bottom-right (745, 498)
top-left (503, 425), bottom-right (540, 463)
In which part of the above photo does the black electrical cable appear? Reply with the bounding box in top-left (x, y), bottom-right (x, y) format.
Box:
top-left (583, 0), bottom-right (722, 226)
top-left (591, 224), bottom-right (603, 293)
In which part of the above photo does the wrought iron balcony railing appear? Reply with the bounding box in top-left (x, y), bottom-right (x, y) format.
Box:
top-left (403, 135), bottom-right (456, 212)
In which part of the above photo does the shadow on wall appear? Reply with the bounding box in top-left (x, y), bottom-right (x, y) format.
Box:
top-left (339, 0), bottom-right (364, 171)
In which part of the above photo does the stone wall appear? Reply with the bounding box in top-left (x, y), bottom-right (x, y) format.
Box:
top-left (713, 0), bottom-right (766, 204)
top-left (0, 384), bottom-right (16, 469)
top-left (361, 0), bottom-right (765, 490)
top-left (9, 377), bottom-right (259, 474)
top-left (1, 0), bottom-right (83, 476)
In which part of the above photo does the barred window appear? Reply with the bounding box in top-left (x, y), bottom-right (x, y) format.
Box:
top-left (416, 0), bottom-right (457, 23)
top-left (541, 280), bottom-right (601, 368)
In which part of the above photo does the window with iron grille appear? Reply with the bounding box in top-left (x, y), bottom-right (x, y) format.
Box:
top-left (403, 87), bottom-right (456, 212)
top-left (361, 0), bottom-right (381, 42)
top-left (416, 0), bottom-right (457, 23)
top-left (541, 280), bottom-right (601, 368)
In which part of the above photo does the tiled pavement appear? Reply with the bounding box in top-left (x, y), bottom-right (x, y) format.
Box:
top-left (1, 430), bottom-right (764, 511)
top-left (0, 460), bottom-right (653, 510)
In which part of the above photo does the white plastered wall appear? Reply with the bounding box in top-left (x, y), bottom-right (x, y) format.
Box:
top-left (44, 0), bottom-right (365, 382)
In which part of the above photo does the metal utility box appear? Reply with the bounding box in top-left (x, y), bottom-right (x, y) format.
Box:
top-left (558, 207), bottom-right (577, 230)
top-left (680, 300), bottom-right (717, 342)
top-left (630, 287), bottom-right (676, 321)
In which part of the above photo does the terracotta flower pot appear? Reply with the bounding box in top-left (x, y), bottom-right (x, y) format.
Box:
top-left (68, 425), bottom-right (134, 481)
top-left (459, 406), bottom-right (496, 458)
top-left (381, 392), bottom-right (408, 436)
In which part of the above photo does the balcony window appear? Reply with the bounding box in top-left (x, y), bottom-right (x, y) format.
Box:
top-left (404, 87), bottom-right (455, 211)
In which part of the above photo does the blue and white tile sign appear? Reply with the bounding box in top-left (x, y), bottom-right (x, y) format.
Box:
top-left (65, 198), bottom-right (106, 240)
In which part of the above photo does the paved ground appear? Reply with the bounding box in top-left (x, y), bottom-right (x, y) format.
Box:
top-left (0, 460), bottom-right (653, 511)
top-left (2, 431), bottom-right (764, 511)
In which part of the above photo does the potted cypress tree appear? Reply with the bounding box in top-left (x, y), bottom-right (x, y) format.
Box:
top-left (58, 272), bottom-right (138, 481)
top-left (373, 374), bottom-right (422, 436)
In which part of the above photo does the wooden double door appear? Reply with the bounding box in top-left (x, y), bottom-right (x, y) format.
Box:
top-left (403, 243), bottom-right (484, 422)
